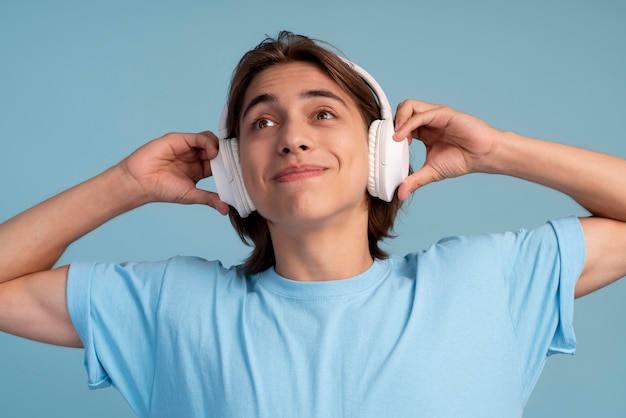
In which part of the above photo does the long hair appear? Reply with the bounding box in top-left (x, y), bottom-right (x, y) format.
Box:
top-left (225, 31), bottom-right (406, 274)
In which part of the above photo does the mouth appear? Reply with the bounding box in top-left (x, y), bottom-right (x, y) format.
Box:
top-left (273, 165), bottom-right (327, 182)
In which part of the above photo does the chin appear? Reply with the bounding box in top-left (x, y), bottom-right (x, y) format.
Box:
top-left (263, 197), bottom-right (369, 230)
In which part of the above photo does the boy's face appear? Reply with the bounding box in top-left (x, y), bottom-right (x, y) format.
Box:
top-left (238, 61), bottom-right (370, 230)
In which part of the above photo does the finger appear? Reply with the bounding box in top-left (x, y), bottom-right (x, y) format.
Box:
top-left (394, 106), bottom-right (448, 143)
top-left (171, 131), bottom-right (220, 160)
top-left (393, 101), bottom-right (415, 142)
top-left (183, 188), bottom-right (230, 215)
top-left (394, 99), bottom-right (434, 123)
top-left (397, 165), bottom-right (441, 201)
top-left (394, 99), bottom-right (422, 135)
top-left (393, 100), bottom-right (411, 129)
top-left (393, 100), bottom-right (440, 141)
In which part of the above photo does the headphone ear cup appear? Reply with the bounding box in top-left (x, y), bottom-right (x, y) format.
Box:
top-left (367, 119), bottom-right (410, 202)
top-left (367, 120), bottom-right (382, 198)
top-left (210, 137), bottom-right (256, 217)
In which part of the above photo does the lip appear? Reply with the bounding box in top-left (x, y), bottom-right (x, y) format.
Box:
top-left (273, 165), bottom-right (327, 182)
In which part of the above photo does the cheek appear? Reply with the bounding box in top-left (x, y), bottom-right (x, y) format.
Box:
top-left (355, 152), bottom-right (371, 190)
top-left (344, 135), bottom-right (371, 184)
top-left (236, 139), bottom-right (260, 185)
top-left (238, 148), bottom-right (261, 193)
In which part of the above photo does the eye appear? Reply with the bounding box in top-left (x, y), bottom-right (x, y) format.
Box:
top-left (253, 117), bottom-right (277, 130)
top-left (314, 109), bottom-right (335, 120)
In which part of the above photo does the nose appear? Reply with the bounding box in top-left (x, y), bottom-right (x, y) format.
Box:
top-left (277, 118), bottom-right (314, 155)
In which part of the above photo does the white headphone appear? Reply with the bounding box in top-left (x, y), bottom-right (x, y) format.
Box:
top-left (210, 59), bottom-right (410, 217)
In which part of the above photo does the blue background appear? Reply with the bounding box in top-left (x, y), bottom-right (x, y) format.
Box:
top-left (1, 0), bottom-right (625, 416)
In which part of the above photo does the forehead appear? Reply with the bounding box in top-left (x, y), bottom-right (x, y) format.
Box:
top-left (242, 62), bottom-right (355, 108)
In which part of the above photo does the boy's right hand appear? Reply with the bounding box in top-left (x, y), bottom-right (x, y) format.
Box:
top-left (118, 131), bottom-right (229, 215)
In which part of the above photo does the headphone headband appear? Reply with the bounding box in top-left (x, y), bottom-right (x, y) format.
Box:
top-left (340, 58), bottom-right (393, 121)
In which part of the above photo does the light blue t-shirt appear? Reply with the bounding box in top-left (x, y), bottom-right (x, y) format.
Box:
top-left (67, 217), bottom-right (585, 418)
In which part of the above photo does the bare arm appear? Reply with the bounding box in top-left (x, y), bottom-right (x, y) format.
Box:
top-left (0, 131), bottom-right (228, 346)
top-left (0, 166), bottom-right (143, 347)
top-left (393, 100), bottom-right (626, 297)
top-left (487, 133), bottom-right (626, 297)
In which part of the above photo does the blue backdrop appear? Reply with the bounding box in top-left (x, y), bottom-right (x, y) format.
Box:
top-left (1, 1), bottom-right (625, 416)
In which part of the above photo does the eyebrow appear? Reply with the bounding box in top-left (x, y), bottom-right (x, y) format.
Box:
top-left (241, 89), bottom-right (348, 119)
top-left (301, 89), bottom-right (347, 107)
top-left (242, 93), bottom-right (277, 119)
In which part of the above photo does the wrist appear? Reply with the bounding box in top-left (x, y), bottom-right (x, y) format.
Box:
top-left (478, 130), bottom-right (528, 176)
top-left (99, 163), bottom-right (152, 211)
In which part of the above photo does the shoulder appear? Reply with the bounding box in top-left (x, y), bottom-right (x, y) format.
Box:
top-left (157, 256), bottom-right (250, 294)
top-left (395, 217), bottom-right (583, 279)
top-left (164, 255), bottom-right (243, 277)
top-left (69, 256), bottom-right (250, 304)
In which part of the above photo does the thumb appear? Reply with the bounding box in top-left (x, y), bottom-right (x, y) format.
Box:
top-left (184, 188), bottom-right (230, 215)
top-left (397, 164), bottom-right (441, 201)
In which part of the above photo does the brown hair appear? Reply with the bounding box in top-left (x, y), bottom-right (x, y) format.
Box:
top-left (225, 31), bottom-right (406, 274)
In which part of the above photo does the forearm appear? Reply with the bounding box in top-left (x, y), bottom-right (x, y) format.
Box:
top-left (0, 164), bottom-right (146, 284)
top-left (484, 131), bottom-right (626, 221)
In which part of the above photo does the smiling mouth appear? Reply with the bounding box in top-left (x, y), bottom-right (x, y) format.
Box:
top-left (274, 166), bottom-right (327, 182)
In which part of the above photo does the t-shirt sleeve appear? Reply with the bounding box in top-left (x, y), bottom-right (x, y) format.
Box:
top-left (502, 216), bottom-right (586, 399)
top-left (66, 259), bottom-right (170, 415)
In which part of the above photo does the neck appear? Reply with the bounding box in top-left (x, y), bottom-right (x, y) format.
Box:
top-left (269, 212), bottom-right (373, 282)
